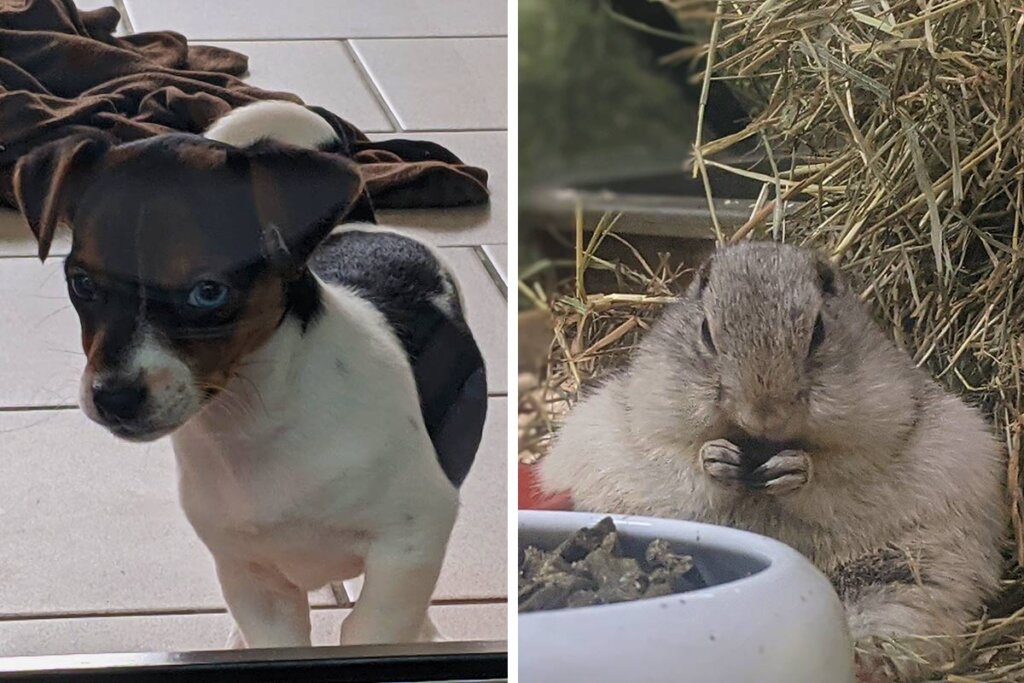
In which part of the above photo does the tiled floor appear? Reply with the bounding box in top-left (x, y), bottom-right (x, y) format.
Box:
top-left (0, 0), bottom-right (507, 657)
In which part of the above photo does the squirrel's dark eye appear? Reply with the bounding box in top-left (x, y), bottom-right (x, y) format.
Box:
top-left (701, 318), bottom-right (717, 354)
top-left (187, 281), bottom-right (230, 310)
top-left (809, 313), bottom-right (825, 355)
top-left (69, 272), bottom-right (97, 301)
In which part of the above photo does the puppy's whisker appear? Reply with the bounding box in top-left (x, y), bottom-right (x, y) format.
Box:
top-left (30, 304), bottom-right (72, 329)
top-left (217, 390), bottom-right (254, 418)
top-left (231, 373), bottom-right (270, 419)
top-left (197, 382), bottom-right (258, 422)
top-left (43, 347), bottom-right (84, 356)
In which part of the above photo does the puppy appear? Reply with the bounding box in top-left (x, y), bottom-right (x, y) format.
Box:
top-left (12, 101), bottom-right (488, 647)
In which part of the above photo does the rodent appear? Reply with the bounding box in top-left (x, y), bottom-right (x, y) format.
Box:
top-left (539, 241), bottom-right (1007, 681)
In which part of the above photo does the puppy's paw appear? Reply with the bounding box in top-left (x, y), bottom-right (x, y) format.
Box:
top-left (699, 439), bottom-right (745, 490)
top-left (749, 449), bottom-right (811, 496)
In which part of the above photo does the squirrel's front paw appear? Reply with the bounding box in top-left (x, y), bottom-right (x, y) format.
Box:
top-left (748, 449), bottom-right (811, 496)
top-left (699, 439), bottom-right (746, 490)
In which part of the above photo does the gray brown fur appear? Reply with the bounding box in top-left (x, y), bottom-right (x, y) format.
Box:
top-left (540, 241), bottom-right (1007, 681)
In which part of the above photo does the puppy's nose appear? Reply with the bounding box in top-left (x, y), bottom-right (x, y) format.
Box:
top-left (92, 380), bottom-right (147, 422)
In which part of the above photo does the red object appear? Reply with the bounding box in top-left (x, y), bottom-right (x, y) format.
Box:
top-left (518, 462), bottom-right (574, 510)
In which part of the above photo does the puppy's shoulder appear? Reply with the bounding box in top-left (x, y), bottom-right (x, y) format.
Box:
top-left (311, 227), bottom-right (464, 325)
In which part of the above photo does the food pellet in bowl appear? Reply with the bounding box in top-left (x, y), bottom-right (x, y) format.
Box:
top-left (518, 517), bottom-right (707, 612)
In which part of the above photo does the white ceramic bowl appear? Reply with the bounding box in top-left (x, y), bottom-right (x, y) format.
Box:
top-left (519, 511), bottom-right (855, 683)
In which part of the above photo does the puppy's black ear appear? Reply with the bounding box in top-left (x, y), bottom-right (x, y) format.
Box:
top-left (247, 142), bottom-right (365, 276)
top-left (12, 135), bottom-right (109, 261)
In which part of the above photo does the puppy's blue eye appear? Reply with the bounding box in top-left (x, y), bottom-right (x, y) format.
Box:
top-left (187, 281), bottom-right (230, 309)
top-left (69, 273), bottom-right (97, 301)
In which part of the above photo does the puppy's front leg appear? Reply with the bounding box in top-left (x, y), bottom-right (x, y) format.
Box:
top-left (216, 558), bottom-right (312, 649)
top-left (340, 537), bottom-right (447, 646)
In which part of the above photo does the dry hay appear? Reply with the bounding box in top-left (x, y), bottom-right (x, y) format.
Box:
top-left (520, 0), bottom-right (1024, 678)
top-left (518, 211), bottom-right (692, 465)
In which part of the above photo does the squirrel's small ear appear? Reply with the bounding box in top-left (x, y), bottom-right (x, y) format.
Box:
top-left (692, 259), bottom-right (712, 298)
top-left (814, 256), bottom-right (838, 296)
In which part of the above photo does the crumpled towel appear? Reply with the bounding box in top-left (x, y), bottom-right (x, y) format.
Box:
top-left (0, 0), bottom-right (489, 213)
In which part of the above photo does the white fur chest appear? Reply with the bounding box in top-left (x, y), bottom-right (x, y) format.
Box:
top-left (170, 283), bottom-right (457, 590)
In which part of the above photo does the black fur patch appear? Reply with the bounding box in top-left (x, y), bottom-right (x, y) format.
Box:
top-left (309, 230), bottom-right (486, 487)
top-left (828, 546), bottom-right (930, 601)
top-left (311, 230), bottom-right (459, 321)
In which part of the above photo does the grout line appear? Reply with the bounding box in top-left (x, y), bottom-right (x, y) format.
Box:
top-left (0, 607), bottom-right (228, 623)
top-left (472, 246), bottom-right (507, 299)
top-left (0, 605), bottom-right (333, 623)
top-left (0, 256), bottom-right (67, 261)
top-left (427, 598), bottom-right (508, 607)
top-left (369, 128), bottom-right (506, 137)
top-left (401, 126), bottom-right (507, 134)
top-left (113, 0), bottom-right (135, 34)
top-left (341, 40), bottom-right (403, 133)
top-left (0, 404), bottom-right (77, 413)
top-left (0, 598), bottom-right (507, 623)
top-left (187, 34), bottom-right (508, 43)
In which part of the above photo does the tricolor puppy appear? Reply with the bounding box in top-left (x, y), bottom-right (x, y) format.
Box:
top-left (13, 101), bottom-right (487, 647)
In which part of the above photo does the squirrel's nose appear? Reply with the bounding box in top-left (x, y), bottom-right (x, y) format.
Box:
top-left (739, 402), bottom-right (792, 440)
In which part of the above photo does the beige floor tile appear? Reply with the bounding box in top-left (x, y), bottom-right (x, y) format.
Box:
top-left (345, 398), bottom-right (507, 604)
top-left (439, 248), bottom-right (507, 395)
top-left (0, 409), bottom-right (221, 615)
top-left (122, 0), bottom-right (506, 40)
top-left (438, 398), bottom-right (507, 601)
top-left (372, 131), bottom-right (506, 247)
top-left (200, 41), bottom-right (393, 133)
top-left (351, 38), bottom-right (506, 131)
top-left (0, 611), bottom-right (232, 657)
top-left (428, 603), bottom-right (506, 643)
top-left (0, 409), bottom-right (334, 616)
top-left (0, 259), bottom-right (80, 407)
top-left (0, 603), bottom-right (505, 657)
top-left (481, 245), bottom-right (507, 287)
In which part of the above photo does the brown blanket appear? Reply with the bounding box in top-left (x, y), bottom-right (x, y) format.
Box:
top-left (0, 0), bottom-right (489, 215)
